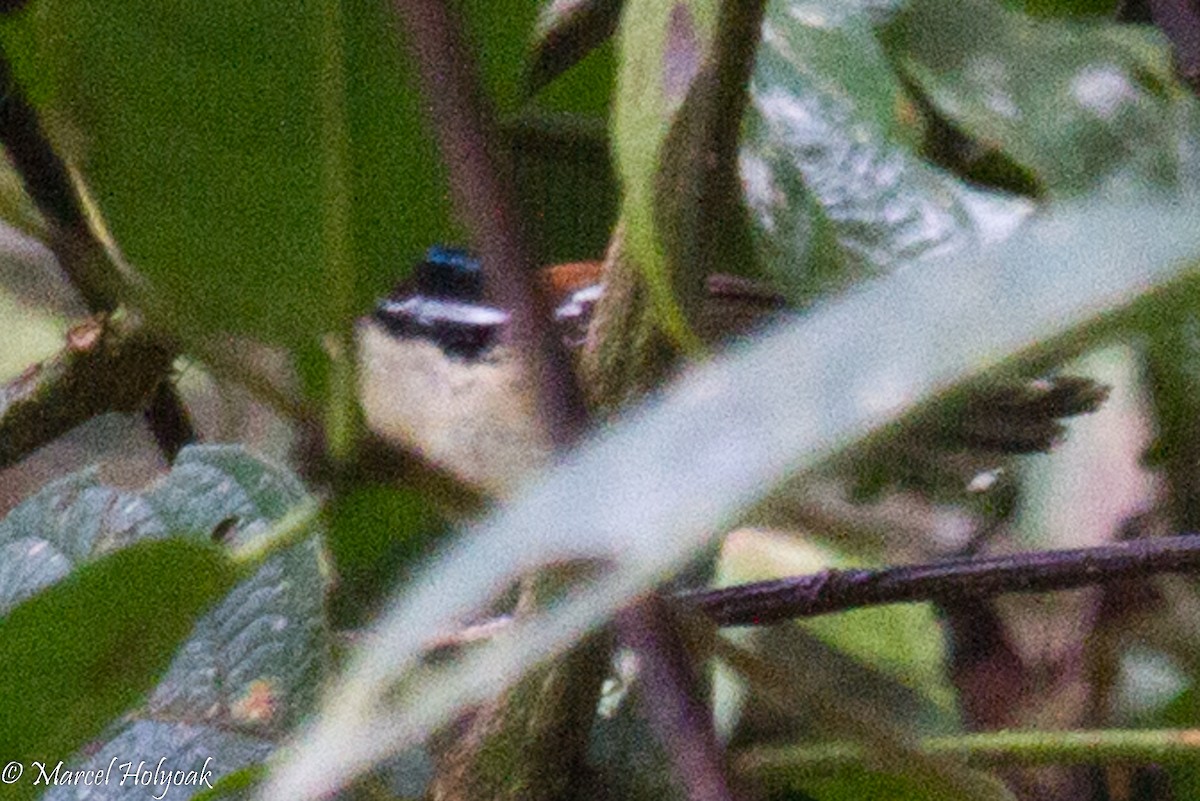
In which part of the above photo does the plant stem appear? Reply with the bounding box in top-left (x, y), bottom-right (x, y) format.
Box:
top-left (683, 534), bottom-right (1200, 626)
top-left (390, 6), bottom-right (601, 801)
top-left (228, 499), bottom-right (322, 573)
top-left (736, 728), bottom-right (1200, 781)
top-left (616, 598), bottom-right (737, 801)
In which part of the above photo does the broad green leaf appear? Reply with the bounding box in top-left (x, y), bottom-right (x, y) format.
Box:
top-left (511, 118), bottom-right (619, 262)
top-left (341, 0), bottom-right (454, 327)
top-left (612, 0), bottom-right (721, 343)
top-left (325, 485), bottom-right (446, 627)
top-left (0, 537), bottom-right (236, 801)
top-left (0, 2), bottom-right (452, 351)
top-left (532, 41), bottom-right (616, 116)
top-left (522, 6), bottom-right (619, 262)
top-left (885, 0), bottom-right (1198, 196)
top-left (264, 197), bottom-right (1200, 801)
top-left (508, 83), bottom-right (618, 263)
top-left (463, 0), bottom-right (544, 114)
top-left (0, 446), bottom-right (328, 801)
top-left (742, 0), bottom-right (1032, 303)
top-left (2, 3), bottom-right (328, 346)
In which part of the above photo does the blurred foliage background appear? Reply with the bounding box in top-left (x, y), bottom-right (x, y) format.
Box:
top-left (4, 0), bottom-right (1200, 800)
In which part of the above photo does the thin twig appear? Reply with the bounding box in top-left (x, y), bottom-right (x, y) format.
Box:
top-left (683, 534), bottom-right (1200, 627)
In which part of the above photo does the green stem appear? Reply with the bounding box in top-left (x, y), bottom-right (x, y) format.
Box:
top-left (737, 728), bottom-right (1200, 782)
top-left (319, 0), bottom-right (358, 465)
top-left (229, 500), bottom-right (322, 574)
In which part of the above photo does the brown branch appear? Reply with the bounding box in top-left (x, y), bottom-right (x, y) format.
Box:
top-left (682, 534), bottom-right (1200, 627)
top-left (388, 5), bottom-right (599, 800)
top-left (0, 312), bottom-right (173, 468)
top-left (0, 49), bottom-right (196, 460)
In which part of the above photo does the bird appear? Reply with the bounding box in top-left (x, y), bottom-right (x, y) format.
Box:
top-left (358, 247), bottom-right (1107, 498)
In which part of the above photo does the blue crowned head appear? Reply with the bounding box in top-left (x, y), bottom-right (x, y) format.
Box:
top-left (416, 245), bottom-right (484, 302)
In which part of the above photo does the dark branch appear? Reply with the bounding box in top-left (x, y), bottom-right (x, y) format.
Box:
top-left (388, 7), bottom-right (601, 801)
top-left (682, 534), bottom-right (1200, 627)
top-left (0, 51), bottom-right (121, 312)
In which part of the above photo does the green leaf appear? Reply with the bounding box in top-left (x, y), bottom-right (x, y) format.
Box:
top-left (528, 0), bottom-right (621, 98)
top-left (742, 0), bottom-right (1031, 303)
top-left (341, 0), bottom-right (455, 329)
top-left (612, 0), bottom-right (721, 344)
top-left (0, 538), bottom-right (236, 800)
top-left (265, 196), bottom-right (1200, 801)
top-left (0, 1), bottom-right (453, 351)
top-left (799, 770), bottom-right (995, 801)
top-left (506, 2), bottom-right (619, 262)
top-left (463, 0), bottom-right (544, 114)
top-left (885, 0), bottom-right (1198, 196)
top-left (325, 485), bottom-right (446, 627)
top-left (191, 764), bottom-right (267, 801)
top-left (0, 445), bottom-right (328, 800)
top-left (3, 3), bottom-right (324, 346)
top-left (521, 2), bottom-right (619, 262)
top-left (509, 111), bottom-right (619, 261)
top-left (1003, 0), bottom-right (1119, 18)
top-left (1158, 686), bottom-right (1200, 797)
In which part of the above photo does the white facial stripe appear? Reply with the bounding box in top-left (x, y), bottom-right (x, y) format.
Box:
top-left (378, 297), bottom-right (510, 328)
top-left (553, 283), bottom-right (604, 321)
